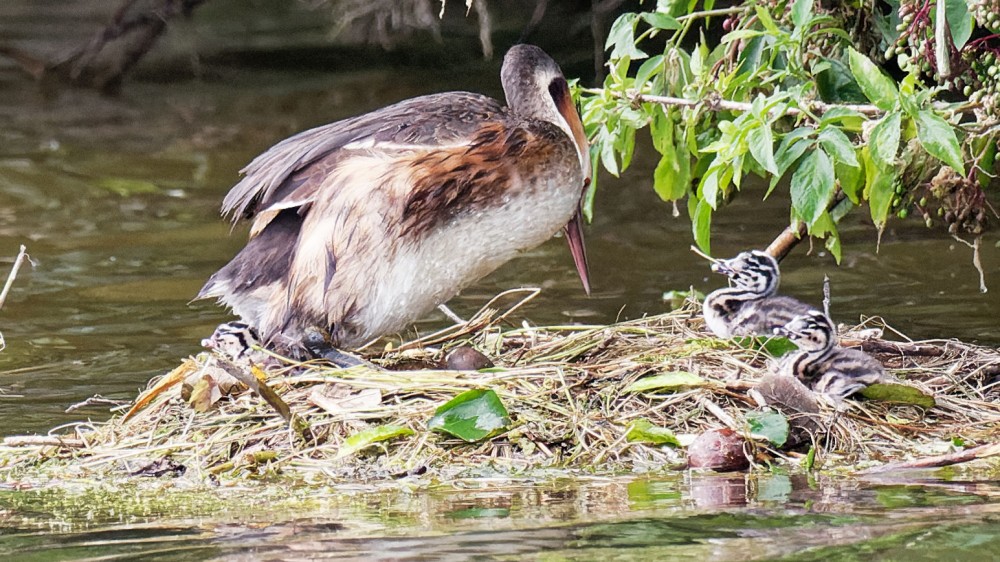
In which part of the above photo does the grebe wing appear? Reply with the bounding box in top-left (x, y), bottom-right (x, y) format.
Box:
top-left (221, 92), bottom-right (504, 224)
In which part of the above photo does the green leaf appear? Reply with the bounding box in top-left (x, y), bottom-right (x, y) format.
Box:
top-left (606, 13), bottom-right (648, 59)
top-left (816, 59), bottom-right (868, 104)
top-left (915, 109), bottom-right (966, 175)
top-left (790, 0), bottom-right (814, 29)
top-left (860, 382), bottom-right (936, 409)
top-left (336, 424), bottom-right (414, 459)
top-left (635, 55), bottom-right (664, 90)
top-left (944, 0), bottom-right (973, 51)
top-left (746, 410), bottom-right (789, 447)
top-left (748, 124), bottom-right (779, 175)
top-left (790, 148), bottom-right (835, 225)
top-left (731, 336), bottom-right (799, 357)
top-left (869, 111), bottom-right (901, 169)
top-left (626, 371), bottom-right (710, 393)
top-left (428, 389), bottom-right (511, 442)
top-left (626, 418), bottom-right (682, 446)
top-left (818, 127), bottom-right (859, 168)
top-left (639, 11), bottom-right (681, 31)
top-left (599, 128), bottom-right (620, 177)
top-left (847, 47), bottom-right (898, 110)
top-left (867, 166), bottom-right (897, 228)
top-left (836, 156), bottom-right (864, 204)
top-left (818, 106), bottom-right (866, 131)
top-left (689, 196), bottom-right (713, 254)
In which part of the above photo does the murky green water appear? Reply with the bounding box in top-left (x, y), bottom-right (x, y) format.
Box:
top-left (2, 1), bottom-right (1000, 558)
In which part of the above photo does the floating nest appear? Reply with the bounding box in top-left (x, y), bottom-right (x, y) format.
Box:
top-left (3, 289), bottom-right (1000, 483)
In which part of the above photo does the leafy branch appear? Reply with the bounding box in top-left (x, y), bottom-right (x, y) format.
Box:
top-left (577, 0), bottom-right (1000, 261)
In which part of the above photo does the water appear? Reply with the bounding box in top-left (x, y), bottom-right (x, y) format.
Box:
top-left (1, 474), bottom-right (1000, 560)
top-left (2, 1), bottom-right (1000, 558)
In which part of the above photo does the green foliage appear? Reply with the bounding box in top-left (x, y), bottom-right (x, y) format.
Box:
top-left (626, 370), bottom-right (711, 393)
top-left (625, 418), bottom-right (682, 446)
top-left (579, 1), bottom-right (998, 259)
top-left (427, 389), bottom-right (511, 442)
top-left (746, 409), bottom-right (789, 447)
top-left (336, 425), bottom-right (414, 460)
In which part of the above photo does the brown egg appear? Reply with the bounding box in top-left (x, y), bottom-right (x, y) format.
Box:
top-left (445, 346), bottom-right (495, 371)
top-left (687, 428), bottom-right (750, 472)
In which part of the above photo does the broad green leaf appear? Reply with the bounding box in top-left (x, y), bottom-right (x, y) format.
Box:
top-left (816, 59), bottom-right (867, 104)
top-left (944, 0), bottom-right (973, 51)
top-left (652, 124), bottom-right (690, 201)
top-left (635, 55), bottom-right (664, 90)
top-left (722, 29), bottom-right (765, 43)
top-left (748, 124), bottom-right (779, 175)
top-left (747, 410), bottom-right (789, 447)
top-left (808, 211), bottom-right (843, 263)
top-left (915, 109), bottom-right (966, 175)
top-left (599, 129), bottom-right (620, 177)
top-left (836, 157), bottom-right (864, 204)
top-left (606, 13), bottom-right (647, 59)
top-left (754, 4), bottom-right (780, 34)
top-left (649, 105), bottom-right (672, 154)
top-left (699, 166), bottom-right (722, 209)
top-left (869, 111), bottom-right (902, 169)
top-left (731, 336), bottom-right (798, 357)
top-left (847, 47), bottom-right (898, 110)
top-left (626, 418), bottom-right (681, 446)
top-left (818, 106), bottom-right (866, 131)
top-left (867, 167), bottom-right (897, 227)
top-left (790, 0), bottom-right (814, 29)
top-left (336, 424), bottom-right (414, 459)
top-left (790, 148), bottom-right (835, 225)
top-left (689, 196), bottom-right (713, 253)
top-left (860, 382), bottom-right (936, 409)
top-left (736, 35), bottom-right (766, 77)
top-left (626, 371), bottom-right (710, 393)
top-left (818, 127), bottom-right (859, 168)
top-left (428, 389), bottom-right (510, 442)
top-left (639, 11), bottom-right (681, 31)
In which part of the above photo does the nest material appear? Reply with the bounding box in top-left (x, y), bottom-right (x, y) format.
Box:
top-left (3, 289), bottom-right (1000, 481)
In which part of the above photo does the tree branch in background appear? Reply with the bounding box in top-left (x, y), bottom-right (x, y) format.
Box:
top-left (766, 192), bottom-right (849, 262)
top-left (0, 0), bottom-right (208, 94)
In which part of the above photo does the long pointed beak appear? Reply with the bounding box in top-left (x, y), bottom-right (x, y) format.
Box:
top-left (563, 207), bottom-right (591, 295)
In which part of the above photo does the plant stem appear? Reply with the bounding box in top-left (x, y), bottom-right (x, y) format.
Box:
top-left (584, 88), bottom-right (887, 118)
top-left (676, 6), bottom-right (745, 23)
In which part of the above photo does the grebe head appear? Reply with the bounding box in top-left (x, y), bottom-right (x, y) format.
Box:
top-left (774, 310), bottom-right (836, 352)
top-left (711, 250), bottom-right (780, 296)
top-left (501, 44), bottom-right (590, 183)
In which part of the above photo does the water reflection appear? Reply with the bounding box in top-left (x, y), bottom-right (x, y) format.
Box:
top-left (2, 475), bottom-right (1000, 560)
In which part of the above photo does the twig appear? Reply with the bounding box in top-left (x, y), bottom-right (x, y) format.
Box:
top-left (822, 276), bottom-right (831, 318)
top-left (858, 441), bottom-right (1000, 474)
top-left (0, 245), bottom-right (30, 311)
top-left (585, 89), bottom-right (887, 118)
top-left (65, 395), bottom-right (131, 413)
top-left (951, 235), bottom-right (987, 293)
top-left (3, 435), bottom-right (86, 448)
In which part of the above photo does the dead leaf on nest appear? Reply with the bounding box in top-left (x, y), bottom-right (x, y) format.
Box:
top-left (308, 387), bottom-right (382, 414)
top-left (123, 358), bottom-right (198, 421)
top-left (181, 364), bottom-right (246, 403)
top-left (188, 374), bottom-right (222, 413)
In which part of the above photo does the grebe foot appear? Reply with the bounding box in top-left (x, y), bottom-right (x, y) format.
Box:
top-left (302, 328), bottom-right (377, 369)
